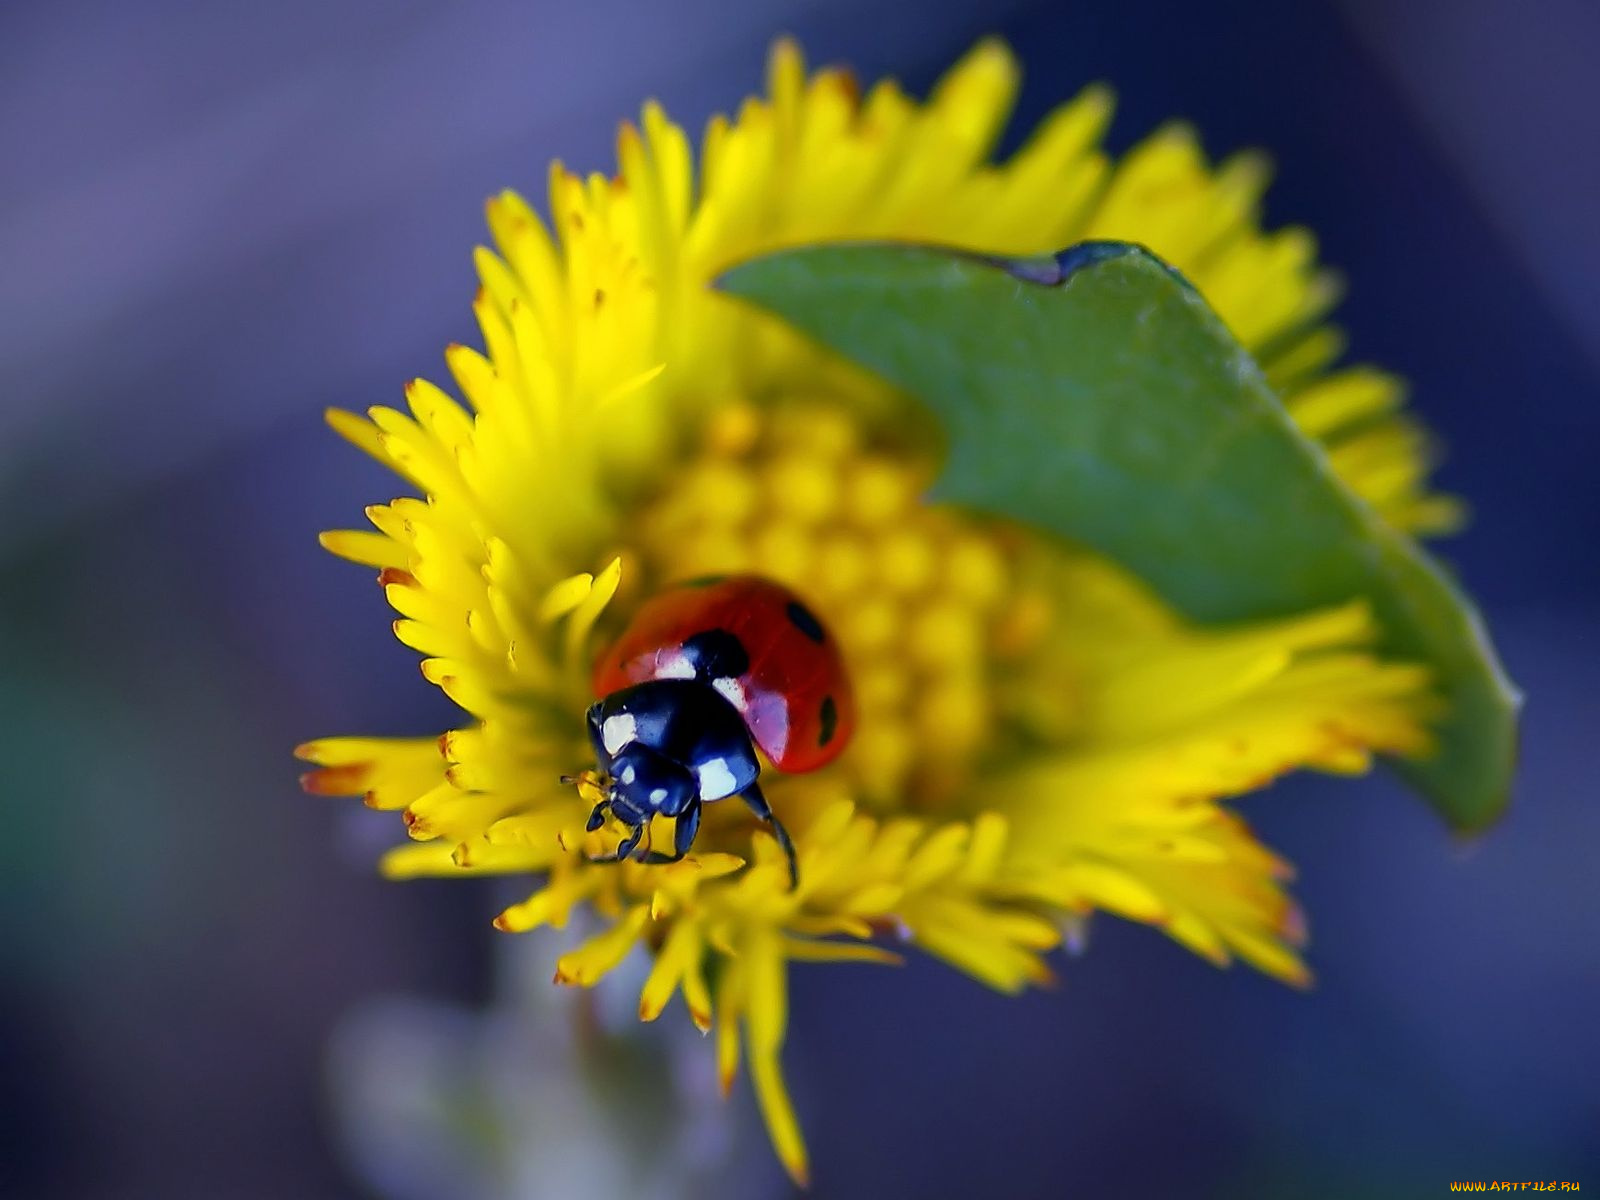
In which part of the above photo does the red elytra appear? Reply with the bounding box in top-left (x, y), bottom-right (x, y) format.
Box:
top-left (592, 574), bottom-right (855, 773)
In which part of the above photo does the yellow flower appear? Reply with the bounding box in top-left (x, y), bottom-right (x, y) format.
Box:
top-left (299, 39), bottom-right (1445, 1185)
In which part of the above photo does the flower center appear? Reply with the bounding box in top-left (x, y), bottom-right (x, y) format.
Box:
top-left (621, 399), bottom-right (1036, 811)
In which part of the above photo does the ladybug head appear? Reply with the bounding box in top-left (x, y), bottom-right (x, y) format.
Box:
top-left (600, 742), bottom-right (697, 825)
top-left (577, 678), bottom-right (763, 861)
top-left (574, 677), bottom-right (791, 884)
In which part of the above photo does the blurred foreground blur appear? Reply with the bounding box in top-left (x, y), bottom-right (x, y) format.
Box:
top-left (2, 0), bottom-right (1596, 1196)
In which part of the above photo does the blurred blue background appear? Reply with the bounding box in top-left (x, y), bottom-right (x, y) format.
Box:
top-left (2, 0), bottom-right (1595, 1196)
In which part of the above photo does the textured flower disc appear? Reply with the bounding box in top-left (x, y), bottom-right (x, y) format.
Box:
top-left (299, 40), bottom-right (1446, 1184)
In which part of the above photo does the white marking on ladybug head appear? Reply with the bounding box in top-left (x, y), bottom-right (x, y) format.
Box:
top-left (620, 764), bottom-right (637, 785)
top-left (711, 676), bottom-right (746, 710)
top-left (654, 650), bottom-right (696, 680)
top-left (696, 757), bottom-right (739, 801)
top-left (650, 787), bottom-right (669, 804)
top-left (601, 713), bottom-right (638, 755)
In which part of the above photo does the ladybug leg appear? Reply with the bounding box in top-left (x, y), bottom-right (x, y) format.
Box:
top-left (585, 800), bottom-right (610, 832)
top-left (739, 782), bottom-right (798, 890)
top-left (638, 798), bottom-right (702, 866)
top-left (674, 799), bottom-right (702, 856)
top-left (588, 823), bottom-right (646, 866)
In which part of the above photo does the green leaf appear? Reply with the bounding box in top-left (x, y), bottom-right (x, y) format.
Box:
top-left (720, 241), bottom-right (1518, 830)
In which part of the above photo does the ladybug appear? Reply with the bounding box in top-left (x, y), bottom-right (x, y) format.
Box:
top-left (575, 574), bottom-right (855, 887)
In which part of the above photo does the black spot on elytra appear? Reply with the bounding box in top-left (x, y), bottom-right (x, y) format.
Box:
top-left (818, 695), bottom-right (838, 746)
top-left (786, 600), bottom-right (826, 643)
top-left (680, 628), bottom-right (749, 681)
top-left (681, 574), bottom-right (727, 588)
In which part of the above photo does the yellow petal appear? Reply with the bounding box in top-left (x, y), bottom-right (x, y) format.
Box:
top-left (638, 920), bottom-right (701, 1021)
top-left (715, 968), bottom-right (743, 1096)
top-left (553, 905), bottom-right (650, 986)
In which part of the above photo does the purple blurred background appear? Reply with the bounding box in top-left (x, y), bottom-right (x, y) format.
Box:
top-left (2, 0), bottom-right (1596, 1196)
